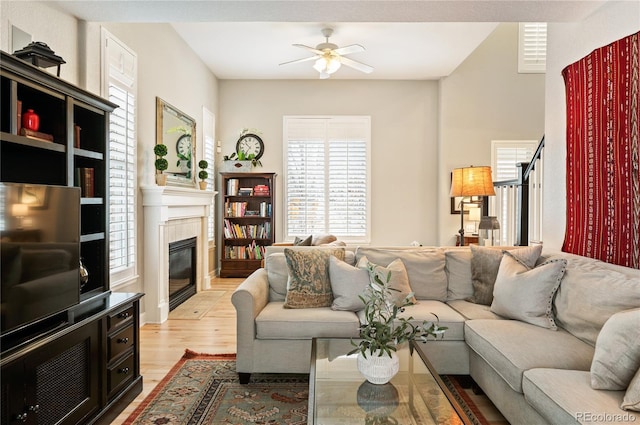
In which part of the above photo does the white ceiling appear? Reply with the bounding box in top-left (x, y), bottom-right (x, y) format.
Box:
top-left (49, 0), bottom-right (610, 80)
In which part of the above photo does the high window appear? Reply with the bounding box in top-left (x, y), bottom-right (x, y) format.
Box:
top-left (102, 29), bottom-right (138, 285)
top-left (518, 22), bottom-right (547, 73)
top-left (283, 116), bottom-right (371, 243)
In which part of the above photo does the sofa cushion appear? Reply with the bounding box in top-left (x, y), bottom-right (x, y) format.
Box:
top-left (328, 256), bottom-right (369, 311)
top-left (622, 367), bottom-right (640, 411)
top-left (467, 245), bottom-right (542, 305)
top-left (443, 248), bottom-right (473, 301)
top-left (591, 308), bottom-right (640, 390)
top-left (523, 369), bottom-right (640, 424)
top-left (355, 247), bottom-right (447, 301)
top-left (266, 249), bottom-right (355, 302)
top-left (312, 234), bottom-right (337, 245)
top-left (465, 319), bottom-right (594, 393)
top-left (490, 255), bottom-right (567, 329)
top-left (552, 251), bottom-right (640, 346)
top-left (357, 256), bottom-right (416, 304)
top-left (283, 248), bottom-right (345, 309)
top-left (256, 302), bottom-right (361, 339)
top-left (446, 299), bottom-right (503, 320)
top-left (398, 300), bottom-right (466, 341)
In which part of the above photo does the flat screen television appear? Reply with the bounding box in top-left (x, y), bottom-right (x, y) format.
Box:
top-left (0, 183), bottom-right (81, 337)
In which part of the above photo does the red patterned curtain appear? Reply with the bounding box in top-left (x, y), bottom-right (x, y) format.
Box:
top-left (562, 31), bottom-right (639, 269)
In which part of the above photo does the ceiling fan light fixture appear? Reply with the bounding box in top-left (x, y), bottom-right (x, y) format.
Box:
top-left (313, 55), bottom-right (341, 76)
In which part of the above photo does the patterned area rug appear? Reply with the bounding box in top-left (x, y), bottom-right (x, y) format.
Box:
top-left (124, 350), bottom-right (489, 425)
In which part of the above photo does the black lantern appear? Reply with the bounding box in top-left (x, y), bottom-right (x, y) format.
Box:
top-left (13, 42), bottom-right (66, 77)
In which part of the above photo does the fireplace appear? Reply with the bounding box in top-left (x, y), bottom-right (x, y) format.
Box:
top-left (169, 237), bottom-right (197, 311)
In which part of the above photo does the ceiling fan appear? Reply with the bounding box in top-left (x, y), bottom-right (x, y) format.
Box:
top-left (280, 28), bottom-right (374, 79)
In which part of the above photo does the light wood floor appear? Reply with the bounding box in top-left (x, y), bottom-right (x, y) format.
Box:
top-left (111, 277), bottom-right (508, 424)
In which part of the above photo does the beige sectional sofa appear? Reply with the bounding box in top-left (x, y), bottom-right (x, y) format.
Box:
top-left (231, 245), bottom-right (640, 424)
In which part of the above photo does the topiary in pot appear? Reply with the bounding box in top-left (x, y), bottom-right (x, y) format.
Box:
top-left (198, 160), bottom-right (208, 189)
top-left (154, 144), bottom-right (169, 186)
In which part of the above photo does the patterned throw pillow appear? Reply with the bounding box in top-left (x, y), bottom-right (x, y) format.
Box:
top-left (467, 245), bottom-right (542, 305)
top-left (283, 248), bottom-right (345, 309)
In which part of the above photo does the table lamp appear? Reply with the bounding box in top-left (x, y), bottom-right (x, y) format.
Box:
top-left (450, 166), bottom-right (495, 246)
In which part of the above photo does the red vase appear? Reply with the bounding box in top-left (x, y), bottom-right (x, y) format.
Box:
top-left (22, 109), bottom-right (39, 131)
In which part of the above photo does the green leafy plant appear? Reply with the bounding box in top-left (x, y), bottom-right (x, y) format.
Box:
top-left (349, 264), bottom-right (447, 358)
top-left (198, 160), bottom-right (208, 181)
top-left (223, 151), bottom-right (262, 167)
top-left (153, 144), bottom-right (168, 172)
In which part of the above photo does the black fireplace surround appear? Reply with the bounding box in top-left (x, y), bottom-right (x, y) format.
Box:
top-left (168, 237), bottom-right (197, 310)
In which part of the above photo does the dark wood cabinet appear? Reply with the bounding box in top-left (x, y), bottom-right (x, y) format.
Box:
top-left (220, 172), bottom-right (276, 277)
top-left (0, 51), bottom-right (143, 424)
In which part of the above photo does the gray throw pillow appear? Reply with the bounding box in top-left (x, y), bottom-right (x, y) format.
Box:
top-left (329, 256), bottom-right (369, 311)
top-left (591, 308), bottom-right (640, 390)
top-left (622, 366), bottom-right (640, 412)
top-left (490, 254), bottom-right (567, 329)
top-left (357, 256), bottom-right (416, 305)
top-left (467, 245), bottom-right (542, 305)
top-left (293, 235), bottom-right (312, 246)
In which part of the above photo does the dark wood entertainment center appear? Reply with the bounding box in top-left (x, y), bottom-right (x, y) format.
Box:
top-left (1, 51), bottom-right (143, 424)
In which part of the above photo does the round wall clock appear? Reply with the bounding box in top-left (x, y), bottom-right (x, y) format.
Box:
top-left (176, 134), bottom-right (191, 158)
top-left (236, 133), bottom-right (264, 159)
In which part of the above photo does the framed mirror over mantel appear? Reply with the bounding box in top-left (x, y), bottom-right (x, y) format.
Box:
top-left (156, 97), bottom-right (196, 187)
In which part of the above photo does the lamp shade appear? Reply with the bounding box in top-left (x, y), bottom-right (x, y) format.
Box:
top-left (450, 166), bottom-right (496, 197)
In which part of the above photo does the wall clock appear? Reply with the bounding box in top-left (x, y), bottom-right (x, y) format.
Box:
top-left (176, 134), bottom-right (192, 158)
top-left (236, 133), bottom-right (264, 159)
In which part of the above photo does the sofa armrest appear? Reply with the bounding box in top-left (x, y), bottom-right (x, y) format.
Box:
top-left (231, 268), bottom-right (270, 372)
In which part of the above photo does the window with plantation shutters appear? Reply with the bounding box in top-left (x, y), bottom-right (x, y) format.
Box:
top-left (518, 22), bottom-right (547, 73)
top-left (492, 140), bottom-right (537, 181)
top-left (102, 29), bottom-right (138, 285)
top-left (284, 116), bottom-right (370, 243)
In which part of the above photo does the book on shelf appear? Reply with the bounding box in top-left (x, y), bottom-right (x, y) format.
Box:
top-left (259, 202), bottom-right (272, 217)
top-left (76, 167), bottom-right (95, 197)
top-left (224, 219), bottom-right (271, 239)
top-left (227, 178), bottom-right (239, 196)
top-left (19, 128), bottom-right (54, 143)
top-left (225, 241), bottom-right (267, 260)
top-left (225, 201), bottom-right (248, 217)
top-left (238, 187), bottom-right (253, 196)
top-left (253, 184), bottom-right (270, 196)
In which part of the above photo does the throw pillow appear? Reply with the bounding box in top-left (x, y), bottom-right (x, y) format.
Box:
top-left (328, 256), bottom-right (370, 311)
top-left (591, 308), bottom-right (640, 390)
top-left (622, 366), bottom-right (640, 412)
top-left (313, 234), bottom-right (337, 245)
top-left (490, 253), bottom-right (567, 329)
top-left (283, 248), bottom-right (345, 309)
top-left (467, 244), bottom-right (543, 305)
top-left (293, 235), bottom-right (312, 246)
top-left (357, 256), bottom-right (416, 305)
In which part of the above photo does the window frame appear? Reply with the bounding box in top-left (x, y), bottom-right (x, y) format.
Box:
top-left (282, 115), bottom-right (371, 244)
top-left (101, 28), bottom-right (138, 287)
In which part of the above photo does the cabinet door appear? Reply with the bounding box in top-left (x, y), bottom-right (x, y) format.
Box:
top-left (22, 321), bottom-right (101, 425)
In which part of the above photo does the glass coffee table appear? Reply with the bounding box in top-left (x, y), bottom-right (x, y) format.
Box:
top-left (309, 338), bottom-right (472, 425)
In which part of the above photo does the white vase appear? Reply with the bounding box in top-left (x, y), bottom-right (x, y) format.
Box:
top-left (357, 350), bottom-right (399, 385)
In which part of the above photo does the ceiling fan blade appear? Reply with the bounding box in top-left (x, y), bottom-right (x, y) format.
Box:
top-left (333, 44), bottom-right (365, 56)
top-left (293, 43), bottom-right (324, 55)
top-left (340, 56), bottom-right (374, 74)
top-left (279, 55), bottom-right (319, 66)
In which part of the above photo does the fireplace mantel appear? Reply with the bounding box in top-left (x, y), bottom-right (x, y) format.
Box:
top-left (141, 185), bottom-right (217, 323)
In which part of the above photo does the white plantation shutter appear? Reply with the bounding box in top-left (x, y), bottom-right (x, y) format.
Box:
top-left (203, 107), bottom-right (215, 242)
top-left (103, 29), bottom-right (137, 285)
top-left (492, 141), bottom-right (537, 181)
top-left (518, 23), bottom-right (547, 73)
top-left (284, 116), bottom-right (370, 242)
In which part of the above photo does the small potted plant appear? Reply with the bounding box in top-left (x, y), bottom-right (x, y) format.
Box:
top-left (349, 264), bottom-right (447, 384)
top-left (154, 144), bottom-right (169, 186)
top-left (198, 160), bottom-right (208, 190)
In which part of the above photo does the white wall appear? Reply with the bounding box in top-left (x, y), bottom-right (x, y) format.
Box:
top-left (543, 1), bottom-right (640, 251)
top-left (218, 80), bottom-right (439, 246)
top-left (439, 23), bottom-right (546, 245)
